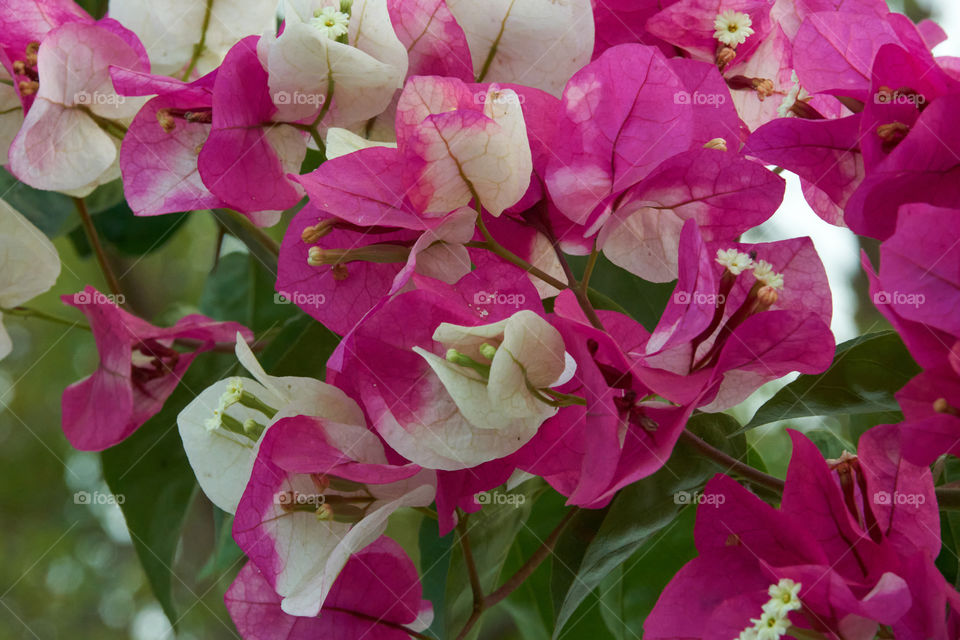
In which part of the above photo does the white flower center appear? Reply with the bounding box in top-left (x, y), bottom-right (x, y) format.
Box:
top-left (733, 579), bottom-right (802, 640)
top-left (752, 260), bottom-right (784, 290)
top-left (714, 10), bottom-right (755, 47)
top-left (716, 248), bottom-right (755, 275)
top-left (311, 6), bottom-right (350, 40)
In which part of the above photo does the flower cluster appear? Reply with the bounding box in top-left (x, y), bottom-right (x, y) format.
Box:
top-left (2, 0), bottom-right (960, 638)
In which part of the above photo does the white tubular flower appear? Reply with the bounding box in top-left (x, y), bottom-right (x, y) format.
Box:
top-left (764, 578), bottom-right (803, 617)
top-left (714, 10), bottom-right (755, 47)
top-left (716, 248), bottom-right (755, 275)
top-left (777, 71), bottom-right (805, 118)
top-left (311, 5), bottom-right (350, 39)
top-left (752, 259), bottom-right (785, 290)
top-left (751, 611), bottom-right (790, 640)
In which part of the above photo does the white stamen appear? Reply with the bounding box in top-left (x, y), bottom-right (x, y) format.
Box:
top-left (716, 248), bottom-right (755, 275)
top-left (752, 260), bottom-right (784, 290)
top-left (714, 10), bottom-right (755, 47)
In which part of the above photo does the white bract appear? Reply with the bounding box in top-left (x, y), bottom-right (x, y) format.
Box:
top-left (108, 0), bottom-right (278, 76)
top-left (0, 199), bottom-right (60, 360)
top-left (260, 0), bottom-right (408, 126)
top-left (401, 310), bottom-right (574, 469)
top-left (177, 333), bottom-right (366, 513)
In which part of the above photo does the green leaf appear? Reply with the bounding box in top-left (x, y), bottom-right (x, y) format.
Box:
top-left (805, 428), bottom-right (857, 460)
top-left (418, 516), bottom-right (453, 636)
top-left (444, 479), bottom-right (545, 639)
top-left (567, 254), bottom-right (675, 332)
top-left (0, 168), bottom-right (74, 236)
top-left (744, 331), bottom-right (920, 430)
top-left (257, 313), bottom-right (339, 378)
top-left (550, 412), bottom-right (744, 638)
top-left (200, 252), bottom-right (296, 334)
top-left (197, 508), bottom-right (245, 581)
top-left (101, 352), bottom-right (233, 623)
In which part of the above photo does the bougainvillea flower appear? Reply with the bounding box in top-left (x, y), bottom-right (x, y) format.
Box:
top-left (61, 286), bottom-right (252, 451)
top-left (197, 37), bottom-right (308, 219)
top-left (545, 44), bottom-right (695, 226)
top-left (397, 76), bottom-right (532, 217)
top-left (226, 537), bottom-right (433, 639)
top-left (276, 194), bottom-right (473, 335)
top-left (386, 0), bottom-right (473, 80)
top-left (514, 290), bottom-right (695, 508)
top-left (111, 67), bottom-right (234, 217)
top-left (596, 147), bottom-right (784, 282)
top-left (646, 428), bottom-right (960, 639)
top-left (861, 204), bottom-right (960, 465)
top-left (177, 334), bottom-right (368, 514)
top-left (260, 0), bottom-right (408, 127)
top-left (636, 220), bottom-right (834, 411)
top-left (7, 20), bottom-right (148, 195)
top-left (646, 0), bottom-right (774, 66)
top-left (845, 93), bottom-right (960, 240)
top-left (232, 414), bottom-right (435, 616)
top-left (108, 0), bottom-right (276, 76)
top-left (333, 264), bottom-right (570, 470)
top-left (0, 198), bottom-right (60, 360)
top-left (444, 0), bottom-right (594, 97)
top-left (745, 113), bottom-right (864, 226)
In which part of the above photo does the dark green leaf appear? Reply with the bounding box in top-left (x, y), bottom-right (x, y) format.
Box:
top-left (257, 313), bottom-right (339, 378)
top-left (444, 480), bottom-right (545, 639)
top-left (418, 516), bottom-right (453, 637)
top-left (197, 508), bottom-right (244, 581)
top-left (0, 168), bottom-right (74, 236)
top-left (744, 331), bottom-right (920, 430)
top-left (550, 412), bottom-right (744, 638)
top-left (567, 254), bottom-right (674, 331)
top-left (805, 429), bottom-right (857, 460)
top-left (200, 252), bottom-right (296, 334)
top-left (101, 352), bottom-right (234, 623)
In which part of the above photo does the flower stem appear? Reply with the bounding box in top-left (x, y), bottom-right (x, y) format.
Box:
top-left (679, 429), bottom-right (786, 493)
top-left (474, 214), bottom-right (568, 291)
top-left (181, 0), bottom-right (213, 81)
top-left (0, 306), bottom-right (90, 331)
top-left (74, 197), bottom-right (124, 300)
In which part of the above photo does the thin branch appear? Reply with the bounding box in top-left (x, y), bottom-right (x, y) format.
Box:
top-left (680, 429), bottom-right (786, 493)
top-left (74, 197), bottom-right (124, 299)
